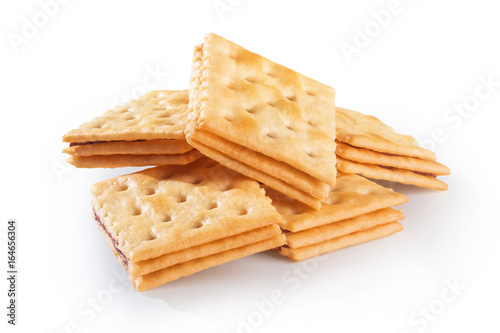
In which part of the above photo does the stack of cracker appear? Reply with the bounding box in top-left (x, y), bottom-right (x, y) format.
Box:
top-left (186, 33), bottom-right (337, 210)
top-left (62, 90), bottom-right (201, 168)
top-left (91, 157), bottom-right (285, 291)
top-left (267, 172), bottom-right (408, 261)
top-left (335, 107), bottom-right (450, 190)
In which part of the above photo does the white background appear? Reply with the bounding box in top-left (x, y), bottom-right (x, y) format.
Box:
top-left (1, 0), bottom-right (499, 332)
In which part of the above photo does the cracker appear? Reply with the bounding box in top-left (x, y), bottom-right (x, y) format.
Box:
top-left (191, 130), bottom-right (330, 200)
top-left (336, 107), bottom-right (436, 160)
top-left (91, 157), bottom-right (283, 262)
top-left (337, 156), bottom-right (448, 191)
top-left (186, 33), bottom-right (336, 208)
top-left (67, 149), bottom-right (201, 168)
top-left (336, 141), bottom-right (450, 175)
top-left (133, 234), bottom-right (286, 291)
top-left (128, 224), bottom-right (282, 277)
top-left (63, 139), bottom-right (193, 156)
top-left (264, 172), bottom-right (408, 232)
top-left (63, 90), bottom-right (190, 142)
top-left (285, 207), bottom-right (404, 248)
top-left (277, 222), bottom-right (403, 261)
top-left (188, 135), bottom-right (322, 210)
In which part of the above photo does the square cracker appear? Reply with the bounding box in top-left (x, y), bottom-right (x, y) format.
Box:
top-left (63, 90), bottom-right (190, 143)
top-left (264, 172), bottom-right (408, 232)
top-left (186, 33), bottom-right (336, 208)
top-left (336, 107), bottom-right (436, 160)
top-left (133, 234), bottom-right (285, 291)
top-left (127, 225), bottom-right (282, 277)
top-left (336, 156), bottom-right (448, 191)
top-left (336, 141), bottom-right (450, 175)
top-left (285, 207), bottom-right (404, 248)
top-left (91, 157), bottom-right (283, 262)
top-left (67, 149), bottom-right (201, 168)
top-left (63, 139), bottom-right (194, 156)
top-left (276, 222), bottom-right (403, 261)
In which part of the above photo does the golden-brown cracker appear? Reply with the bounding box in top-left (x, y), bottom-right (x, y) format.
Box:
top-left (336, 141), bottom-right (450, 175)
top-left (336, 107), bottom-right (436, 160)
top-left (190, 130), bottom-right (330, 201)
top-left (63, 90), bottom-right (189, 142)
top-left (285, 208), bottom-right (404, 248)
top-left (67, 149), bottom-right (201, 168)
top-left (186, 33), bottom-right (336, 205)
top-left (337, 156), bottom-right (448, 191)
top-left (63, 139), bottom-right (193, 156)
top-left (264, 173), bottom-right (408, 232)
top-left (190, 139), bottom-right (322, 209)
top-left (128, 224), bottom-right (282, 277)
top-left (91, 157), bottom-right (283, 262)
top-left (133, 234), bottom-right (286, 291)
top-left (277, 222), bottom-right (403, 261)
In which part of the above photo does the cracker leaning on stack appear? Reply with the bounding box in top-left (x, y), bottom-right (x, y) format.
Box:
top-left (186, 33), bottom-right (337, 210)
top-left (62, 90), bottom-right (201, 168)
top-left (63, 33), bottom-right (450, 291)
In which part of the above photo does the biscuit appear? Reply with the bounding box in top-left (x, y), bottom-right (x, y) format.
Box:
top-left (67, 149), bottom-right (202, 168)
top-left (91, 157), bottom-right (283, 262)
top-left (337, 156), bottom-right (448, 191)
top-left (63, 90), bottom-right (190, 142)
top-left (265, 172), bottom-right (408, 232)
top-left (127, 225), bottom-right (282, 277)
top-left (336, 107), bottom-right (435, 160)
top-left (284, 207), bottom-right (404, 248)
top-left (133, 234), bottom-right (286, 291)
top-left (336, 141), bottom-right (450, 175)
top-left (186, 33), bottom-right (336, 208)
top-left (63, 139), bottom-right (193, 156)
top-left (277, 222), bottom-right (403, 261)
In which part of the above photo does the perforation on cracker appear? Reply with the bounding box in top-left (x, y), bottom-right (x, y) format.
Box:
top-left (91, 157), bottom-right (282, 262)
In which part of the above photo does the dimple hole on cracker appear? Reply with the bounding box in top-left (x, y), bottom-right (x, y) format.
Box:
top-left (116, 183), bottom-right (128, 192)
top-left (131, 205), bottom-right (142, 216)
top-left (191, 177), bottom-right (203, 185)
top-left (244, 106), bottom-right (257, 115)
top-left (176, 194), bottom-right (187, 203)
top-left (207, 201), bottom-right (218, 210)
top-left (244, 77), bottom-right (257, 84)
top-left (161, 214), bottom-right (172, 223)
top-left (145, 188), bottom-right (156, 196)
top-left (145, 232), bottom-right (157, 241)
top-left (304, 89), bottom-right (315, 96)
top-left (265, 132), bottom-right (280, 140)
top-left (285, 94), bottom-right (297, 103)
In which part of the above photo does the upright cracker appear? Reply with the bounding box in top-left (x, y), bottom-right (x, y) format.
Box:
top-left (63, 90), bottom-right (190, 143)
top-left (336, 107), bottom-right (436, 160)
top-left (337, 156), bottom-right (448, 191)
top-left (336, 141), bottom-right (450, 175)
top-left (186, 33), bottom-right (336, 208)
top-left (264, 172), bottom-right (408, 232)
top-left (91, 157), bottom-right (283, 262)
top-left (277, 222), bottom-right (403, 261)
